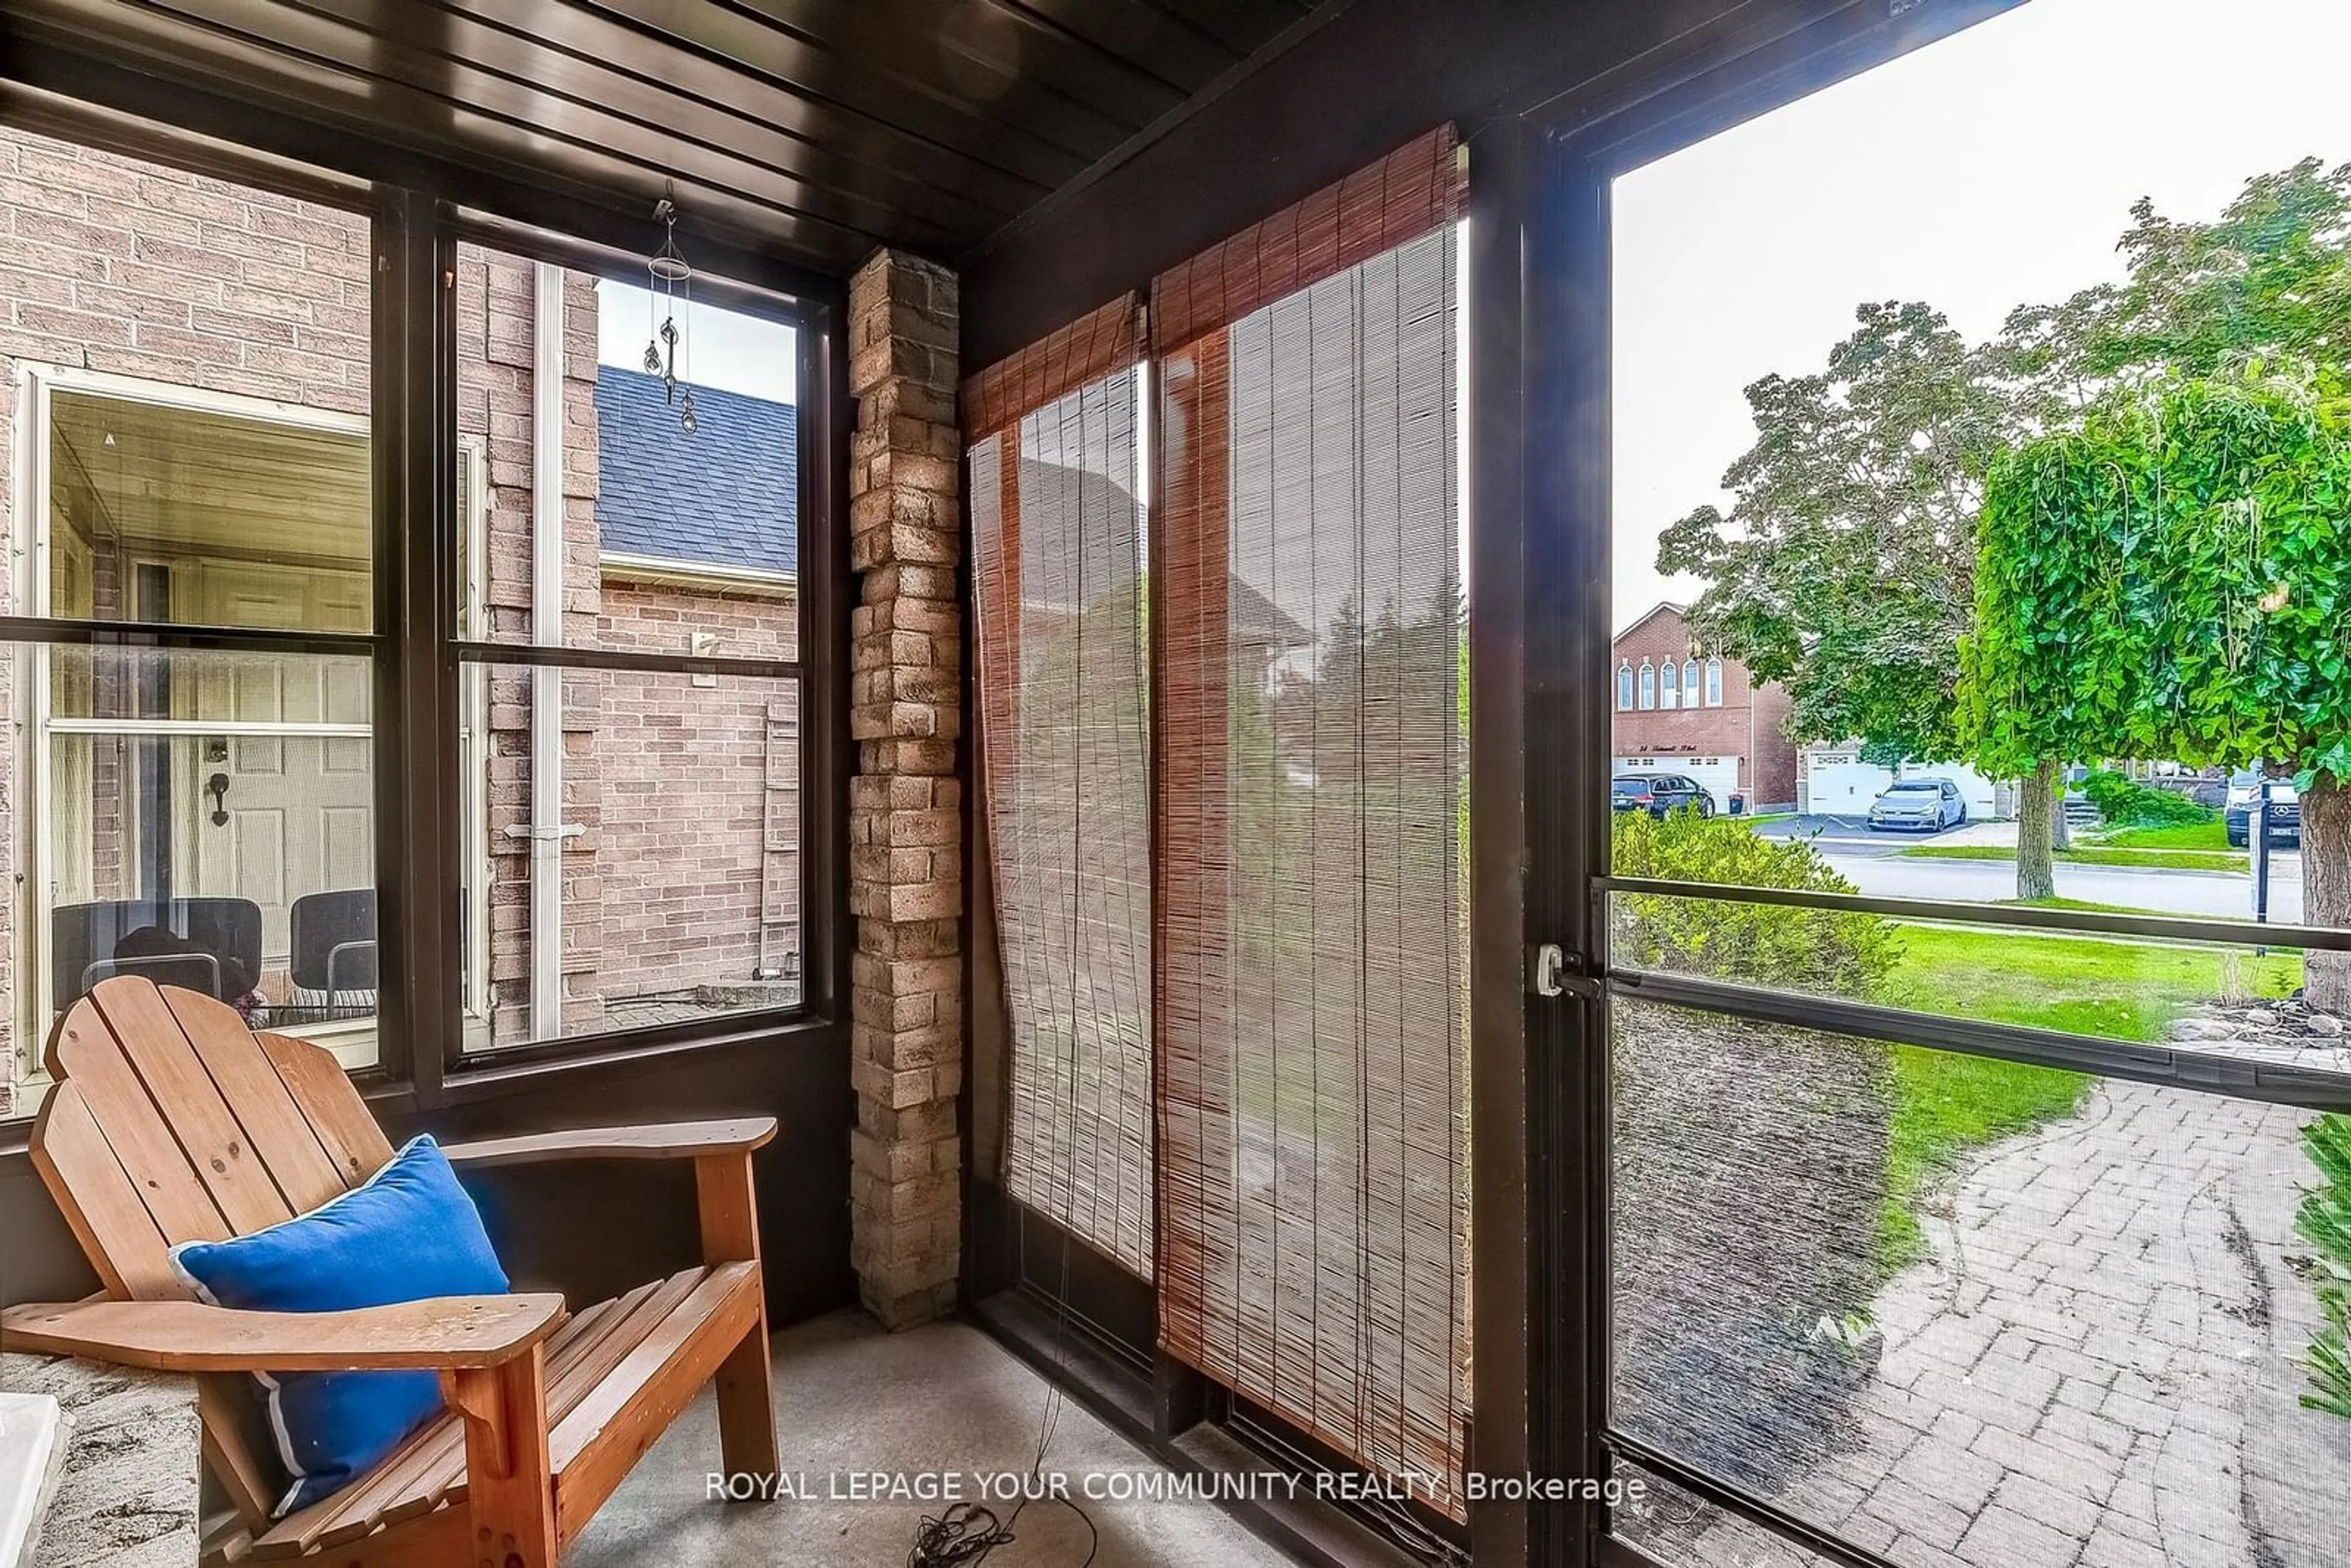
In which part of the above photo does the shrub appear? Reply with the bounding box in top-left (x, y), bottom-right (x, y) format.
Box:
top-left (2299, 1113), bottom-right (2351, 1420)
top-left (1612, 811), bottom-right (1903, 997)
top-left (2080, 769), bottom-right (2216, 828)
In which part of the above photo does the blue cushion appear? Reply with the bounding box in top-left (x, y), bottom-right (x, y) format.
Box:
top-left (168, 1135), bottom-right (509, 1517)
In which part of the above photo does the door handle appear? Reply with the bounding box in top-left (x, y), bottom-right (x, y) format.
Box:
top-left (206, 771), bottom-right (230, 827)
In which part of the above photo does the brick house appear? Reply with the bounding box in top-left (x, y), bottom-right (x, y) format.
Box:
top-left (0, 124), bottom-right (800, 1101)
top-left (1610, 601), bottom-right (1796, 814)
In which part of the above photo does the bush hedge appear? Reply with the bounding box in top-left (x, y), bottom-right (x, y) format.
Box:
top-left (1612, 809), bottom-right (1903, 997)
top-left (2080, 769), bottom-right (2218, 828)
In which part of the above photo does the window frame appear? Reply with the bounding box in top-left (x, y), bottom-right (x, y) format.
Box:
top-left (430, 212), bottom-right (840, 1083)
top-left (15, 368), bottom-right (383, 1075)
top-left (1618, 661), bottom-right (1635, 710)
top-left (0, 109), bottom-right (849, 1128)
top-left (1637, 659), bottom-right (1655, 709)
top-left (0, 142), bottom-right (385, 1117)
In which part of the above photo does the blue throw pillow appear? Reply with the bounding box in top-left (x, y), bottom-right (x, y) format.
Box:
top-left (168, 1135), bottom-right (510, 1516)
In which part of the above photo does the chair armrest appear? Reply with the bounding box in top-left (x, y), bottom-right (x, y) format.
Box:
top-left (440, 1117), bottom-right (778, 1169)
top-left (0, 1293), bottom-right (566, 1373)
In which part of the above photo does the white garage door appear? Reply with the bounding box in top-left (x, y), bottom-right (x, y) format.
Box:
top-left (1805, 758), bottom-right (1894, 817)
top-left (1803, 758), bottom-right (2001, 819)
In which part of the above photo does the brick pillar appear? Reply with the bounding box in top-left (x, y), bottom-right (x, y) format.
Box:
top-left (846, 249), bottom-right (963, 1330)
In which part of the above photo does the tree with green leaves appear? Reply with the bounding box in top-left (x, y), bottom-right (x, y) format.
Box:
top-left (1665, 163), bottom-right (2351, 899)
top-left (1659, 301), bottom-right (2004, 765)
top-left (1654, 301), bottom-right (2081, 891)
top-left (2027, 159), bottom-right (2351, 393)
top-left (1960, 369), bottom-right (2351, 1009)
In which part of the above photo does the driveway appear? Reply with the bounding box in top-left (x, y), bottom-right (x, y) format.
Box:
top-left (1749, 814), bottom-right (1976, 858)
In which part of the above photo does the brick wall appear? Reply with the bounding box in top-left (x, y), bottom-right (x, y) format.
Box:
top-left (0, 124), bottom-right (801, 1095)
top-left (1749, 677), bottom-right (1798, 812)
top-left (595, 578), bottom-right (801, 1011)
top-left (1611, 603), bottom-right (1799, 811)
top-left (845, 249), bottom-right (963, 1330)
top-left (460, 250), bottom-right (610, 1043)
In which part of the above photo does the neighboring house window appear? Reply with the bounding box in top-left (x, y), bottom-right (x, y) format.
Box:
top-left (1660, 660), bottom-right (1679, 709)
top-left (1706, 657), bottom-right (1724, 706)
top-left (26, 369), bottom-right (377, 1087)
top-left (1684, 659), bottom-right (1701, 703)
top-left (1639, 661), bottom-right (1656, 710)
top-left (1618, 662), bottom-right (1635, 710)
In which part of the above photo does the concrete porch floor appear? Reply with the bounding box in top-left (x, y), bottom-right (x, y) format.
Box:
top-left (568, 1308), bottom-right (1299, 1566)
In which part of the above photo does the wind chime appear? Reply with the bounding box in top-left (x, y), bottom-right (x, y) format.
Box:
top-left (643, 195), bottom-right (697, 433)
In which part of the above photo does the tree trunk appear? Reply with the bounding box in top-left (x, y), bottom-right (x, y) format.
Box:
top-left (2051, 771), bottom-right (2072, 850)
top-left (2015, 758), bottom-right (2060, 902)
top-left (2304, 774), bottom-right (2351, 1016)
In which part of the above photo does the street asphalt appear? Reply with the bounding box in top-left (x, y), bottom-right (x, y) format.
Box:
top-left (1745, 813), bottom-right (2306, 924)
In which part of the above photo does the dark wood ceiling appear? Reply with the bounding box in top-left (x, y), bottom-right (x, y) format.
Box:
top-left (0, 0), bottom-right (1341, 282)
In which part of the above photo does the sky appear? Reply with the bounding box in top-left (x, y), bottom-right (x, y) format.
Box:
top-left (1610, 0), bottom-right (2351, 630)
top-left (596, 276), bottom-right (796, 404)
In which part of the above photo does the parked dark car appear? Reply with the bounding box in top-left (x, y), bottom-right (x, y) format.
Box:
top-left (1613, 773), bottom-right (1715, 819)
top-left (1866, 778), bottom-right (1967, 832)
top-left (2225, 771), bottom-right (2301, 848)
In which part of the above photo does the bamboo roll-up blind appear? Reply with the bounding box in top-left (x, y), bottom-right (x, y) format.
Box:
top-left (1155, 130), bottom-right (1471, 1518)
top-left (967, 296), bottom-right (1157, 1278)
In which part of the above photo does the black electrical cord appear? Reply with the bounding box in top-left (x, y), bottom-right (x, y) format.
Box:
top-left (905, 1493), bottom-right (1099, 1568)
top-left (901, 1212), bottom-right (1103, 1568)
top-left (906, 1502), bottom-right (1016, 1567)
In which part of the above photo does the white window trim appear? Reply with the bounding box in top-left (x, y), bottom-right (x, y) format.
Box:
top-left (1705, 656), bottom-right (1724, 707)
top-left (598, 550), bottom-right (797, 597)
top-left (1616, 662), bottom-right (1635, 710)
top-left (458, 435), bottom-right (494, 1041)
top-left (40, 717), bottom-right (372, 737)
top-left (1638, 660), bottom-right (1655, 710)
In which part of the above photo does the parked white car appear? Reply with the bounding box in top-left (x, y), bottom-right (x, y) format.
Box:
top-left (1865, 778), bottom-right (1968, 833)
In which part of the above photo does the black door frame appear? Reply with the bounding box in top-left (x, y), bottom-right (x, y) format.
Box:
top-left (1517, 4), bottom-right (2038, 1566)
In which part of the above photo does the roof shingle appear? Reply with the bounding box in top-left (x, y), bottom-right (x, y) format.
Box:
top-left (594, 364), bottom-right (797, 577)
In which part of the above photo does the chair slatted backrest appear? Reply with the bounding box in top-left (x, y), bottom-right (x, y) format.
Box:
top-left (28, 976), bottom-right (397, 1527)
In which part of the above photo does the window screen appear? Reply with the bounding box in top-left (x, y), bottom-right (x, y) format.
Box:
top-left (1155, 128), bottom-right (1470, 1518)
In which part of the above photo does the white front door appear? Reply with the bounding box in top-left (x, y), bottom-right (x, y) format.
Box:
top-left (176, 569), bottom-right (373, 985)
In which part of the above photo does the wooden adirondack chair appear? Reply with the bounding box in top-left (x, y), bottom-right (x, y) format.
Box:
top-left (0, 976), bottom-right (779, 1566)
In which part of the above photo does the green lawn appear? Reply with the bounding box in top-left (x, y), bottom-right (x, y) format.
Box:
top-left (2097, 819), bottom-right (2232, 850)
top-left (2014, 895), bottom-right (2180, 917)
top-left (1868, 915), bottom-right (2301, 1272)
top-left (1897, 842), bottom-right (2244, 873)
